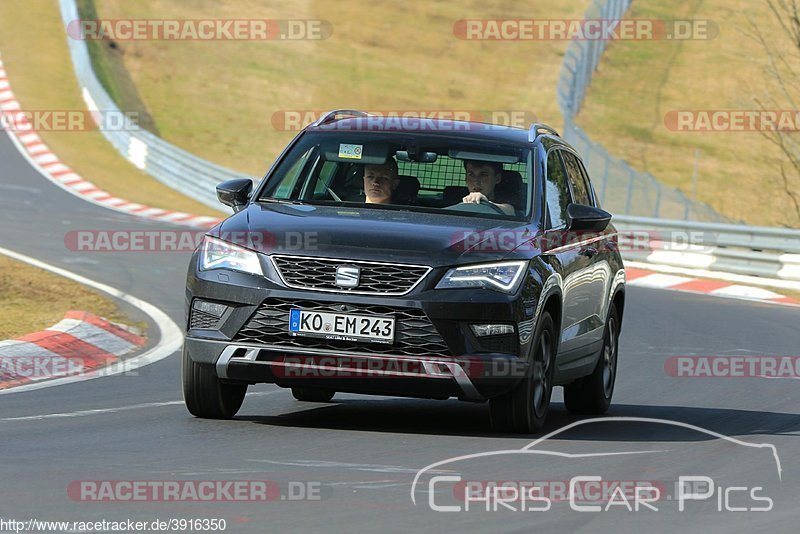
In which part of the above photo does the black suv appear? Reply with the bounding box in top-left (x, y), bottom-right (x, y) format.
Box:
top-left (182, 110), bottom-right (625, 433)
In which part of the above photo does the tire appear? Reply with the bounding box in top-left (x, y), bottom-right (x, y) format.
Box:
top-left (490, 312), bottom-right (556, 433)
top-left (564, 304), bottom-right (619, 415)
top-left (182, 348), bottom-right (247, 419)
top-left (291, 387), bottom-right (335, 402)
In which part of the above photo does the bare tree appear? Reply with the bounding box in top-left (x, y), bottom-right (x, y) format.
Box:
top-left (745, 0), bottom-right (800, 226)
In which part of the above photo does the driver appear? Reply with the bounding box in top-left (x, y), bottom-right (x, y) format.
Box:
top-left (461, 160), bottom-right (515, 215)
top-left (363, 159), bottom-right (399, 204)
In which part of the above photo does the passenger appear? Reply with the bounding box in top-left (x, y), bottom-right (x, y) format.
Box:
top-left (461, 160), bottom-right (515, 215)
top-left (363, 159), bottom-right (399, 204)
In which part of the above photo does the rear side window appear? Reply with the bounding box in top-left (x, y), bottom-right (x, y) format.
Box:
top-left (545, 150), bottom-right (571, 229)
top-left (561, 151), bottom-right (592, 206)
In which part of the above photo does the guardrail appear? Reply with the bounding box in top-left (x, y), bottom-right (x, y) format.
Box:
top-left (59, 0), bottom-right (241, 212)
top-left (614, 215), bottom-right (800, 281)
top-left (557, 0), bottom-right (728, 222)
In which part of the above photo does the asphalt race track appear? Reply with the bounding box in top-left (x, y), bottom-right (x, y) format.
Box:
top-left (1, 129), bottom-right (799, 533)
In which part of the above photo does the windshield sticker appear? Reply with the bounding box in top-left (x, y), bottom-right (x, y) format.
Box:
top-left (338, 143), bottom-right (363, 159)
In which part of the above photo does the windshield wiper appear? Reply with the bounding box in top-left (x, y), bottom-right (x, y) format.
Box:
top-left (258, 197), bottom-right (309, 205)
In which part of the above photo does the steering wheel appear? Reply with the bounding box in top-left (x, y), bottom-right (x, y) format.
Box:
top-left (479, 198), bottom-right (508, 215)
top-left (443, 199), bottom-right (507, 215)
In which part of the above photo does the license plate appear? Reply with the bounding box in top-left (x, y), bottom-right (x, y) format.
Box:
top-left (289, 309), bottom-right (395, 344)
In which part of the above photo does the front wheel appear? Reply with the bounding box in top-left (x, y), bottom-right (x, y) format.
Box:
top-left (490, 312), bottom-right (556, 433)
top-left (182, 348), bottom-right (247, 419)
top-left (564, 304), bottom-right (619, 415)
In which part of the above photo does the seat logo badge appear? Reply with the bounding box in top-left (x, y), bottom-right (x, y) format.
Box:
top-left (335, 266), bottom-right (360, 288)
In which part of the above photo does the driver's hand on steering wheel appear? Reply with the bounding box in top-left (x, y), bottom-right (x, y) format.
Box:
top-left (462, 192), bottom-right (489, 204)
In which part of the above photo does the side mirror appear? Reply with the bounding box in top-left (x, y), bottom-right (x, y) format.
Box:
top-left (216, 179), bottom-right (253, 212)
top-left (566, 203), bottom-right (612, 232)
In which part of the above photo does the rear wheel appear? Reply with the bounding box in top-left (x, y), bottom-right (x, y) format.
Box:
top-left (291, 387), bottom-right (336, 402)
top-left (182, 348), bottom-right (247, 419)
top-left (490, 312), bottom-right (556, 433)
top-left (564, 304), bottom-right (619, 415)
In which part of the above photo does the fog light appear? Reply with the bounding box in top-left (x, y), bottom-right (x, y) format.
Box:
top-left (470, 324), bottom-right (514, 337)
top-left (192, 299), bottom-right (228, 318)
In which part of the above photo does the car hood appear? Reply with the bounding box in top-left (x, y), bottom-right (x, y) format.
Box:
top-left (211, 202), bottom-right (537, 267)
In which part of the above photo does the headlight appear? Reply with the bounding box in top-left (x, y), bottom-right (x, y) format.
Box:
top-left (200, 236), bottom-right (263, 276)
top-left (436, 261), bottom-right (527, 293)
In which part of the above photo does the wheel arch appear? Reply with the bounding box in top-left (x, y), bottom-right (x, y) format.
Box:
top-left (542, 291), bottom-right (563, 340)
top-left (612, 287), bottom-right (625, 329)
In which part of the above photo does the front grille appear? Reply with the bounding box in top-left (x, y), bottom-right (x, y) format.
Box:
top-left (234, 298), bottom-right (451, 357)
top-left (271, 255), bottom-right (430, 295)
top-left (189, 309), bottom-right (220, 329)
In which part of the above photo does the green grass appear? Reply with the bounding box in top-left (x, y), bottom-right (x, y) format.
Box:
top-left (0, 255), bottom-right (144, 339)
top-left (82, 0), bottom-right (591, 175)
top-left (75, 0), bottom-right (116, 100)
top-left (75, 0), bottom-right (159, 133)
top-left (9, 0), bottom-right (787, 228)
top-left (577, 0), bottom-right (800, 227)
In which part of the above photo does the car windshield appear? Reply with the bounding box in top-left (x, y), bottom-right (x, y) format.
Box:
top-left (258, 132), bottom-right (534, 220)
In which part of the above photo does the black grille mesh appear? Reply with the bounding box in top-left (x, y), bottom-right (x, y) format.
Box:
top-left (478, 334), bottom-right (519, 354)
top-left (189, 309), bottom-right (220, 329)
top-left (272, 256), bottom-right (428, 295)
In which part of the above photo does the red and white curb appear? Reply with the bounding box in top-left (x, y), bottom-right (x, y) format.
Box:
top-left (0, 54), bottom-right (222, 230)
top-left (0, 311), bottom-right (146, 390)
top-left (626, 266), bottom-right (799, 306)
top-left (0, 246), bottom-right (182, 395)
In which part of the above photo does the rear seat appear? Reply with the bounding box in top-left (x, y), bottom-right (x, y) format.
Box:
top-left (496, 170), bottom-right (524, 211)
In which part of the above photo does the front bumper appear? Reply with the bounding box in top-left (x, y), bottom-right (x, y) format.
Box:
top-left (184, 337), bottom-right (530, 400)
top-left (184, 253), bottom-right (540, 401)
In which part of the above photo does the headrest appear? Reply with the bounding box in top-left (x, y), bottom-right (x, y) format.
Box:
top-left (394, 175), bottom-right (420, 203)
top-left (496, 170), bottom-right (524, 210)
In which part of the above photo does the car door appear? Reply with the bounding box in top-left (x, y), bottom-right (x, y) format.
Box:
top-left (560, 150), bottom-right (610, 351)
top-left (541, 148), bottom-right (593, 364)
